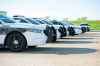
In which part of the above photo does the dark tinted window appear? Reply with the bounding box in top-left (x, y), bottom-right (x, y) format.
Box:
top-left (34, 19), bottom-right (44, 24)
top-left (0, 21), bottom-right (2, 24)
top-left (14, 18), bottom-right (28, 23)
top-left (26, 18), bottom-right (39, 25)
top-left (1, 19), bottom-right (15, 23)
top-left (36, 19), bottom-right (52, 25)
top-left (41, 20), bottom-right (52, 25)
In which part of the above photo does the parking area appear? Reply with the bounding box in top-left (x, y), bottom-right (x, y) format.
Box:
top-left (0, 31), bottom-right (100, 66)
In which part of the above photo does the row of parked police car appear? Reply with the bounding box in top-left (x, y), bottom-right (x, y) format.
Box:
top-left (0, 15), bottom-right (90, 52)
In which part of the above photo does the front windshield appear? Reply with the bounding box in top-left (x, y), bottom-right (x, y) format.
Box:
top-left (38, 19), bottom-right (53, 25)
top-left (13, 18), bottom-right (29, 23)
top-left (52, 20), bottom-right (63, 25)
top-left (33, 18), bottom-right (45, 24)
top-left (42, 20), bottom-right (53, 25)
top-left (61, 22), bottom-right (68, 25)
top-left (26, 18), bottom-right (39, 25)
top-left (1, 18), bottom-right (15, 23)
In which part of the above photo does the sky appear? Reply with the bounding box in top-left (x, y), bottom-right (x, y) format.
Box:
top-left (0, 0), bottom-right (100, 20)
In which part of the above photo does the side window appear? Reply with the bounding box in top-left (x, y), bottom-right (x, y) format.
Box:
top-left (53, 22), bottom-right (58, 25)
top-left (20, 19), bottom-right (28, 23)
top-left (14, 18), bottom-right (28, 23)
top-left (59, 23), bottom-right (62, 25)
top-left (0, 21), bottom-right (2, 24)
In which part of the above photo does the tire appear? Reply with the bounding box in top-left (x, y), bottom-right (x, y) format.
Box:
top-left (47, 28), bottom-right (54, 42)
top-left (5, 32), bottom-right (27, 52)
top-left (58, 27), bottom-right (63, 38)
top-left (87, 27), bottom-right (90, 32)
top-left (51, 26), bottom-right (57, 42)
top-left (68, 27), bottom-right (75, 36)
top-left (52, 36), bottom-right (56, 42)
top-left (44, 26), bottom-right (54, 43)
top-left (63, 27), bottom-right (67, 37)
top-left (81, 27), bottom-right (86, 33)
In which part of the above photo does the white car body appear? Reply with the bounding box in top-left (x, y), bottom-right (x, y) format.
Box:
top-left (52, 25), bottom-right (61, 38)
top-left (0, 18), bottom-right (47, 46)
top-left (70, 25), bottom-right (82, 35)
top-left (30, 18), bottom-right (62, 39)
top-left (61, 22), bottom-right (82, 35)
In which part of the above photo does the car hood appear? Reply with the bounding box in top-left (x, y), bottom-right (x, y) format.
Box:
top-left (36, 24), bottom-right (62, 30)
top-left (3, 23), bottom-right (47, 30)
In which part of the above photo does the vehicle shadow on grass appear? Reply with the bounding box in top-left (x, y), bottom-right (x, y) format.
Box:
top-left (0, 47), bottom-right (97, 55)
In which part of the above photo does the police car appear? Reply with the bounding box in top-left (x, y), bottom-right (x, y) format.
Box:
top-left (62, 22), bottom-right (82, 35)
top-left (12, 16), bottom-right (56, 42)
top-left (52, 21), bottom-right (82, 36)
top-left (80, 24), bottom-right (90, 33)
top-left (32, 18), bottom-right (66, 38)
top-left (25, 18), bottom-right (57, 42)
top-left (0, 16), bottom-right (47, 52)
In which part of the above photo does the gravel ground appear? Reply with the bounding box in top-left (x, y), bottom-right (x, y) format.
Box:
top-left (0, 32), bottom-right (100, 66)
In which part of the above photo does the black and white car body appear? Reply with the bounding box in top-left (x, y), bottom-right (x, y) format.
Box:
top-left (80, 24), bottom-right (90, 33)
top-left (70, 25), bottom-right (82, 35)
top-left (0, 16), bottom-right (47, 51)
top-left (61, 22), bottom-right (82, 35)
top-left (51, 20), bottom-right (77, 36)
top-left (25, 18), bottom-right (57, 42)
top-left (13, 16), bottom-right (56, 42)
top-left (33, 18), bottom-right (67, 38)
top-left (52, 21), bottom-right (82, 36)
top-left (51, 21), bottom-right (71, 36)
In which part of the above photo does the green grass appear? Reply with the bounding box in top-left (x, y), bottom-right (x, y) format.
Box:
top-left (71, 20), bottom-right (100, 30)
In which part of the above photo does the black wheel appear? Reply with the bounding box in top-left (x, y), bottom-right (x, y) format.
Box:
top-left (58, 27), bottom-right (64, 38)
top-left (5, 32), bottom-right (27, 52)
top-left (51, 26), bottom-right (57, 42)
top-left (47, 27), bottom-right (55, 42)
top-left (87, 27), bottom-right (90, 32)
top-left (62, 27), bottom-right (67, 37)
top-left (81, 27), bottom-right (86, 33)
top-left (52, 36), bottom-right (56, 42)
top-left (68, 27), bottom-right (75, 36)
top-left (44, 26), bottom-right (54, 43)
